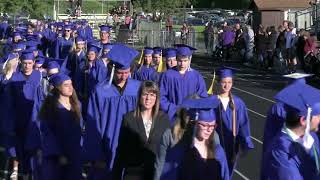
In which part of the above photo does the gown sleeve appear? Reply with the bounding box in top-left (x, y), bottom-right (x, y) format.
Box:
top-left (159, 73), bottom-right (178, 121)
top-left (215, 145), bottom-right (230, 180)
top-left (154, 128), bottom-right (173, 180)
top-left (82, 90), bottom-right (106, 161)
top-left (237, 99), bottom-right (254, 150)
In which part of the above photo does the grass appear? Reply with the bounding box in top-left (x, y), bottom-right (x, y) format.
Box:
top-left (170, 25), bottom-right (205, 33)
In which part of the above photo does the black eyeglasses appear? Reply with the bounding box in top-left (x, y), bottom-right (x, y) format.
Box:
top-left (65, 30), bottom-right (71, 32)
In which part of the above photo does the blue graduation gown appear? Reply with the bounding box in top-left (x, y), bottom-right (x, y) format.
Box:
top-left (66, 50), bottom-right (86, 80)
top-left (40, 103), bottom-right (84, 180)
top-left (6, 70), bottom-right (41, 173)
top-left (261, 131), bottom-right (320, 180)
top-left (262, 102), bottom-right (286, 154)
top-left (74, 59), bottom-right (108, 113)
top-left (54, 37), bottom-right (74, 59)
top-left (0, 75), bottom-right (11, 151)
top-left (213, 94), bottom-right (254, 177)
top-left (159, 68), bottom-right (208, 123)
top-left (132, 65), bottom-right (158, 82)
top-left (25, 79), bottom-right (50, 180)
top-left (160, 139), bottom-right (189, 180)
top-left (178, 145), bottom-right (230, 180)
top-left (83, 78), bottom-right (141, 177)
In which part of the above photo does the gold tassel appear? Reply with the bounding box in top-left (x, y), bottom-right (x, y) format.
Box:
top-left (157, 56), bottom-right (166, 73)
top-left (207, 70), bottom-right (216, 95)
top-left (137, 48), bottom-right (144, 65)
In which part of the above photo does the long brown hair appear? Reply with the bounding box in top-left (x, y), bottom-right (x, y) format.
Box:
top-left (194, 123), bottom-right (216, 159)
top-left (38, 86), bottom-right (82, 124)
top-left (134, 81), bottom-right (160, 120)
top-left (172, 94), bottom-right (199, 143)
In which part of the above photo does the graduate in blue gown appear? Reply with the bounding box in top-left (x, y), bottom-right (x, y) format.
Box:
top-left (100, 43), bottom-right (113, 68)
top-left (132, 47), bottom-right (158, 81)
top-left (38, 73), bottom-right (84, 180)
top-left (98, 25), bottom-right (111, 46)
top-left (213, 68), bottom-right (254, 177)
top-left (74, 44), bottom-right (107, 113)
top-left (261, 82), bottom-right (320, 180)
top-left (164, 48), bottom-right (177, 70)
top-left (25, 60), bottom-right (63, 178)
top-left (178, 98), bottom-right (229, 180)
top-left (156, 97), bottom-right (228, 180)
top-left (159, 45), bottom-right (208, 123)
top-left (66, 36), bottom-right (86, 80)
top-left (83, 44), bottom-right (140, 179)
top-left (0, 53), bottom-right (19, 151)
top-left (262, 75), bottom-right (310, 154)
top-left (5, 51), bottom-right (41, 178)
top-left (54, 25), bottom-right (74, 59)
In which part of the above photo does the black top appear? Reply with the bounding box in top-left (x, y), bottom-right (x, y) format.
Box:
top-left (113, 110), bottom-right (170, 180)
top-left (178, 147), bottom-right (222, 180)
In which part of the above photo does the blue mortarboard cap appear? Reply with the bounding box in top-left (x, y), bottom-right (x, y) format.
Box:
top-left (143, 47), bottom-right (153, 55)
top-left (13, 32), bottom-right (21, 37)
top-left (6, 53), bottom-right (18, 61)
top-left (25, 34), bottom-right (40, 42)
top-left (164, 48), bottom-right (177, 59)
top-left (103, 43), bottom-right (113, 50)
top-left (20, 51), bottom-right (35, 61)
top-left (75, 36), bottom-right (85, 43)
top-left (175, 44), bottom-right (197, 57)
top-left (88, 44), bottom-right (102, 54)
top-left (275, 83), bottom-right (320, 117)
top-left (153, 47), bottom-right (162, 55)
top-left (219, 68), bottom-right (233, 79)
top-left (25, 41), bottom-right (39, 51)
top-left (181, 96), bottom-right (220, 122)
top-left (43, 57), bottom-right (64, 70)
top-left (99, 25), bottom-right (111, 32)
top-left (47, 61), bottom-right (60, 70)
top-left (13, 43), bottom-right (26, 51)
top-left (1, 53), bottom-right (18, 69)
top-left (35, 56), bottom-right (45, 65)
top-left (64, 24), bottom-right (72, 30)
top-left (107, 44), bottom-right (139, 69)
top-left (49, 73), bottom-right (71, 87)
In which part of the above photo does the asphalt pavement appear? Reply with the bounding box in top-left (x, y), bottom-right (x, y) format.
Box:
top-left (191, 54), bottom-right (320, 180)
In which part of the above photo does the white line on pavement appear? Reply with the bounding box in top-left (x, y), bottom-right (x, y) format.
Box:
top-left (234, 169), bottom-right (250, 180)
top-left (222, 66), bottom-right (242, 71)
top-left (251, 136), bottom-right (263, 144)
top-left (232, 86), bottom-right (276, 103)
top-left (247, 108), bottom-right (267, 118)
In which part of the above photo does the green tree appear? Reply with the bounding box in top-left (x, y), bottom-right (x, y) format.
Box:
top-left (0, 0), bottom-right (53, 19)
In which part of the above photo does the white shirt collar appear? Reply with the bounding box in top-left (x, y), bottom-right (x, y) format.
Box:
top-left (282, 126), bottom-right (314, 151)
top-left (282, 126), bottom-right (301, 142)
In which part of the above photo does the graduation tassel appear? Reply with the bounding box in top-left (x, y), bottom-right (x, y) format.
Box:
top-left (137, 48), bottom-right (144, 65)
top-left (108, 64), bottom-right (115, 87)
top-left (207, 70), bottom-right (216, 95)
top-left (157, 56), bottom-right (166, 73)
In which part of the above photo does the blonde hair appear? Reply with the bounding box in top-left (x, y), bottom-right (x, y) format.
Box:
top-left (2, 58), bottom-right (19, 78)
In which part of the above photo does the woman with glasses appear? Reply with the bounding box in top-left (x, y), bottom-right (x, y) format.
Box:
top-left (177, 98), bottom-right (229, 180)
top-left (113, 81), bottom-right (170, 180)
top-left (213, 68), bottom-right (254, 178)
top-left (154, 97), bottom-right (225, 180)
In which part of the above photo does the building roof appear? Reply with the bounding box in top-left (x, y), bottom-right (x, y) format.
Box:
top-left (252, 0), bottom-right (311, 10)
